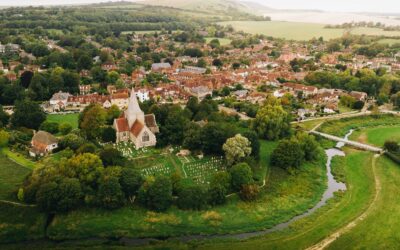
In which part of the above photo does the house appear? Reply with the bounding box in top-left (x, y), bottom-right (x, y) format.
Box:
top-left (151, 62), bottom-right (171, 72)
top-left (79, 85), bottom-right (91, 95)
top-left (349, 91), bottom-right (368, 101)
top-left (179, 66), bottom-right (207, 74)
top-left (187, 86), bottom-right (212, 99)
top-left (29, 131), bottom-right (58, 157)
top-left (111, 92), bottom-right (129, 109)
top-left (282, 83), bottom-right (318, 97)
top-left (49, 91), bottom-right (71, 111)
top-left (0, 43), bottom-right (5, 53)
top-left (113, 89), bottom-right (159, 149)
top-left (136, 89), bottom-right (150, 102)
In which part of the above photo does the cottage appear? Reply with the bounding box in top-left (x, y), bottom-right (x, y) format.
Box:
top-left (151, 62), bottom-right (171, 72)
top-left (29, 131), bottom-right (58, 157)
top-left (113, 89), bottom-right (159, 149)
top-left (349, 91), bottom-right (368, 101)
top-left (49, 91), bottom-right (70, 111)
top-left (111, 92), bottom-right (129, 109)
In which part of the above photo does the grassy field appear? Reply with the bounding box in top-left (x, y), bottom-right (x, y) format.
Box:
top-left (350, 125), bottom-right (400, 147)
top-left (218, 21), bottom-right (400, 40)
top-left (46, 113), bottom-right (79, 129)
top-left (47, 141), bottom-right (328, 241)
top-left (0, 151), bottom-right (47, 244)
top-left (0, 153), bottom-right (31, 200)
top-left (378, 38), bottom-right (400, 45)
top-left (328, 156), bottom-right (400, 249)
top-left (205, 37), bottom-right (232, 46)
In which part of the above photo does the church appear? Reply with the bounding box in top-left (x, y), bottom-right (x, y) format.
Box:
top-left (113, 89), bottom-right (159, 149)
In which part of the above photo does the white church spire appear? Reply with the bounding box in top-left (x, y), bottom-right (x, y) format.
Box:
top-left (125, 88), bottom-right (144, 128)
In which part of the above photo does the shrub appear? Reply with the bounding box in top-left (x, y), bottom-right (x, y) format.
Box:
top-left (59, 123), bottom-right (72, 135)
top-left (239, 184), bottom-right (260, 201)
top-left (229, 163), bottom-right (253, 191)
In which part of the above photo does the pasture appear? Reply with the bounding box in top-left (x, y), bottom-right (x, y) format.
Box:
top-left (205, 37), bottom-right (232, 46)
top-left (218, 21), bottom-right (400, 40)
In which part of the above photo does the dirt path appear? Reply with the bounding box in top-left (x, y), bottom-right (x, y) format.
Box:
top-left (0, 199), bottom-right (36, 207)
top-left (306, 154), bottom-right (381, 250)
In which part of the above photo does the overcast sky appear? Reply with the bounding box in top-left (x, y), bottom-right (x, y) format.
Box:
top-left (0, 0), bottom-right (399, 13)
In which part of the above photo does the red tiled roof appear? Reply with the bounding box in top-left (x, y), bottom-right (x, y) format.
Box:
top-left (115, 118), bottom-right (129, 132)
top-left (130, 120), bottom-right (144, 137)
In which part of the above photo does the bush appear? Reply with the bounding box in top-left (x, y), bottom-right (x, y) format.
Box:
top-left (239, 184), bottom-right (260, 201)
top-left (384, 140), bottom-right (399, 153)
top-left (39, 121), bottom-right (59, 134)
top-left (59, 123), bottom-right (72, 135)
top-left (271, 138), bottom-right (305, 170)
top-left (101, 127), bottom-right (116, 143)
top-left (138, 176), bottom-right (173, 212)
top-left (120, 168), bottom-right (144, 201)
top-left (99, 147), bottom-right (124, 167)
top-left (76, 143), bottom-right (97, 154)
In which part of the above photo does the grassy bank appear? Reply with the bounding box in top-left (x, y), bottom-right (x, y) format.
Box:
top-left (350, 125), bottom-right (400, 147)
top-left (328, 156), bottom-right (400, 249)
top-left (0, 153), bottom-right (31, 200)
top-left (47, 141), bottom-right (327, 241)
top-left (318, 114), bottom-right (400, 137)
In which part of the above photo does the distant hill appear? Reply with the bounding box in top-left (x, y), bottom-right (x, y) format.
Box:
top-left (144, 0), bottom-right (256, 14)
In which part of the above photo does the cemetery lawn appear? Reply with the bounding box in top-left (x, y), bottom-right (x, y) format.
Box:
top-left (47, 140), bottom-right (328, 241)
top-left (46, 113), bottom-right (79, 129)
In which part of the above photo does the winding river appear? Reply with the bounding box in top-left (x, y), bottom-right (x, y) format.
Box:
top-left (119, 131), bottom-right (352, 246)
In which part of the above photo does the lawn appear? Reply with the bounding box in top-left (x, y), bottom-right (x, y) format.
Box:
top-left (46, 113), bottom-right (79, 129)
top-left (47, 141), bottom-right (328, 241)
top-left (350, 125), bottom-right (400, 147)
top-left (218, 21), bottom-right (400, 41)
top-left (205, 37), bottom-right (232, 46)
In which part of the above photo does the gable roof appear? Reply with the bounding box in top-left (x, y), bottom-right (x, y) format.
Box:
top-left (144, 114), bottom-right (157, 128)
top-left (115, 118), bottom-right (129, 132)
top-left (32, 131), bottom-right (57, 145)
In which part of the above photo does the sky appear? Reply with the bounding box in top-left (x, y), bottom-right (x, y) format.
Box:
top-left (0, 0), bottom-right (399, 13)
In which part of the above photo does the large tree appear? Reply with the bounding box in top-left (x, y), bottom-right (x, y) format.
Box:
top-left (229, 163), bottom-right (253, 191)
top-left (79, 104), bottom-right (107, 139)
top-left (11, 99), bottom-right (46, 130)
top-left (252, 97), bottom-right (291, 140)
top-left (223, 134), bottom-right (252, 166)
top-left (138, 176), bottom-right (173, 212)
top-left (271, 138), bottom-right (305, 170)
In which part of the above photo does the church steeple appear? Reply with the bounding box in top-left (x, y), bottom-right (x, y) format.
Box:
top-left (125, 88), bottom-right (144, 128)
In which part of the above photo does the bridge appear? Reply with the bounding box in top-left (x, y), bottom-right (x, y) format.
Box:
top-left (310, 130), bottom-right (383, 153)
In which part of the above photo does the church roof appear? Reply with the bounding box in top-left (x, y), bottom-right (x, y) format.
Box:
top-left (144, 114), bottom-right (157, 128)
top-left (126, 88), bottom-right (143, 117)
top-left (115, 117), bottom-right (129, 132)
top-left (130, 120), bottom-right (144, 137)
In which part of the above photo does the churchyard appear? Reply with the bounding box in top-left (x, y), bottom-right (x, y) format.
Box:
top-left (114, 142), bottom-right (226, 183)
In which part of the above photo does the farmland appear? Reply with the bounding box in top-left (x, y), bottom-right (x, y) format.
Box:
top-left (218, 21), bottom-right (400, 40)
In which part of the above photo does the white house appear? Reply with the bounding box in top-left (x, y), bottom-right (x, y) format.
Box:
top-left (29, 131), bottom-right (58, 157)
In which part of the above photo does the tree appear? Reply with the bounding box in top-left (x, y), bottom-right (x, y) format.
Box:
top-left (138, 176), bottom-right (173, 212)
top-left (76, 143), bottom-right (97, 154)
top-left (101, 127), bottom-right (116, 143)
top-left (177, 184), bottom-right (208, 210)
top-left (79, 104), bottom-right (106, 139)
top-left (223, 134), bottom-right (252, 166)
top-left (39, 121), bottom-right (59, 134)
top-left (242, 131), bottom-right (260, 160)
top-left (0, 130), bottom-right (10, 147)
top-left (11, 99), bottom-right (46, 130)
top-left (201, 122), bottom-right (237, 155)
top-left (99, 147), bottom-right (124, 167)
top-left (208, 171), bottom-right (231, 205)
top-left (352, 100), bottom-right (365, 110)
top-left (229, 163), bottom-right (253, 191)
top-left (97, 177), bottom-right (125, 209)
top-left (77, 53), bottom-right (93, 71)
top-left (271, 138), bottom-right (304, 170)
top-left (212, 58), bottom-right (223, 68)
top-left (182, 123), bottom-right (202, 151)
top-left (20, 71), bottom-right (33, 88)
top-left (58, 133), bottom-right (85, 151)
top-left (62, 153), bottom-right (104, 186)
top-left (239, 184), bottom-right (260, 201)
top-left (0, 105), bottom-right (10, 127)
top-left (59, 123), bottom-right (72, 135)
top-left (120, 168), bottom-right (144, 202)
top-left (296, 132), bottom-right (320, 161)
top-left (252, 97), bottom-right (291, 140)
top-left (208, 38), bottom-right (220, 49)
top-left (36, 178), bottom-right (83, 213)
top-left (384, 140), bottom-right (399, 152)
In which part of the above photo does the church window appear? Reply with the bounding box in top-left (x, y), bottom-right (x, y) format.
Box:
top-left (142, 132), bottom-right (150, 142)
